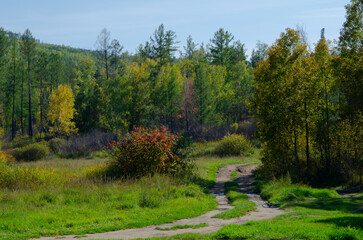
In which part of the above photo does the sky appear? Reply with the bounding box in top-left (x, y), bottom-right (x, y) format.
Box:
top-left (0, 0), bottom-right (349, 57)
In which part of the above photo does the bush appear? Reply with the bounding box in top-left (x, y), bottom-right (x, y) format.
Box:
top-left (0, 150), bottom-right (15, 164)
top-left (106, 126), bottom-right (189, 177)
top-left (48, 138), bottom-right (65, 154)
top-left (13, 142), bottom-right (50, 162)
top-left (214, 134), bottom-right (254, 157)
top-left (1, 136), bottom-right (34, 150)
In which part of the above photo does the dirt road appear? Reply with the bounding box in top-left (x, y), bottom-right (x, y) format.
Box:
top-left (33, 163), bottom-right (284, 240)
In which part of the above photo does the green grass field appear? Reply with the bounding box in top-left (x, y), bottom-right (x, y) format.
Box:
top-left (2, 147), bottom-right (362, 240)
top-left (0, 150), bottom-right (260, 240)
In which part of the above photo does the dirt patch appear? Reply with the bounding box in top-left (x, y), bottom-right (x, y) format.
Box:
top-left (33, 163), bottom-right (284, 240)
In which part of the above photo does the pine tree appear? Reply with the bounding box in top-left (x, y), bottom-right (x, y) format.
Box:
top-left (20, 29), bottom-right (36, 137)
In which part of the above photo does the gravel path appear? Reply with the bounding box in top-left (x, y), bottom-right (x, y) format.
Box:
top-left (33, 163), bottom-right (284, 240)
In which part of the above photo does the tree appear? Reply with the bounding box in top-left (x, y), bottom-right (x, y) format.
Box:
top-left (0, 28), bottom-right (8, 140)
top-left (228, 61), bottom-right (254, 122)
top-left (47, 84), bottom-right (77, 136)
top-left (249, 29), bottom-right (307, 177)
top-left (20, 29), bottom-right (36, 137)
top-left (48, 52), bottom-right (63, 88)
top-left (34, 51), bottom-right (49, 139)
top-left (74, 56), bottom-right (99, 133)
top-left (339, 0), bottom-right (363, 55)
top-left (10, 37), bottom-right (17, 139)
top-left (183, 35), bottom-right (198, 59)
top-left (110, 39), bottom-right (123, 73)
top-left (96, 28), bottom-right (111, 80)
top-left (194, 63), bottom-right (214, 127)
top-left (231, 40), bottom-right (247, 64)
top-left (140, 24), bottom-right (178, 65)
top-left (0, 27), bottom-right (7, 67)
top-left (250, 41), bottom-right (268, 68)
top-left (178, 59), bottom-right (196, 136)
top-left (154, 63), bottom-right (183, 128)
top-left (334, 0), bottom-right (363, 115)
top-left (209, 28), bottom-right (234, 68)
top-left (126, 60), bottom-right (155, 129)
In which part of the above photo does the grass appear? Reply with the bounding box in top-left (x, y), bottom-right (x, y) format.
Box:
top-left (259, 175), bottom-right (341, 206)
top-left (155, 223), bottom-right (209, 231)
top-left (231, 171), bottom-right (238, 181)
top-left (145, 174), bottom-right (363, 240)
top-left (0, 174), bottom-right (217, 240)
top-left (148, 202), bottom-right (363, 240)
top-left (0, 147), bottom-right (259, 240)
top-left (211, 177), bottom-right (363, 240)
top-left (0, 157), bottom-right (217, 240)
top-left (212, 182), bottom-right (256, 219)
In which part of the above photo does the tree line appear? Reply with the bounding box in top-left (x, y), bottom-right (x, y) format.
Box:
top-left (0, 24), bottom-right (267, 141)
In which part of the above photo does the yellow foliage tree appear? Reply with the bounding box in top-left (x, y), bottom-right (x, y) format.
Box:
top-left (47, 85), bottom-right (77, 136)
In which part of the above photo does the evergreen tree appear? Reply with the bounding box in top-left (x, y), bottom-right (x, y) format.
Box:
top-left (209, 28), bottom-right (234, 68)
top-left (194, 63), bottom-right (214, 127)
top-left (20, 29), bottom-right (36, 137)
top-left (140, 24), bottom-right (178, 66)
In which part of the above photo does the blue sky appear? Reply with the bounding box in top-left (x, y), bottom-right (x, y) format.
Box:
top-left (1, 0), bottom-right (348, 57)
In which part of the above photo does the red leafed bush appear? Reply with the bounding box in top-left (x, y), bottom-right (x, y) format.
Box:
top-left (106, 126), bottom-right (185, 177)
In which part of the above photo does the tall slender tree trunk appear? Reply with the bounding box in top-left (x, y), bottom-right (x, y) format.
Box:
top-left (304, 102), bottom-right (310, 173)
top-left (39, 77), bottom-right (43, 139)
top-left (105, 51), bottom-right (109, 81)
top-left (324, 81), bottom-right (330, 175)
top-left (21, 68), bottom-right (24, 135)
top-left (11, 49), bottom-right (16, 140)
top-left (293, 122), bottom-right (300, 177)
top-left (27, 58), bottom-right (33, 137)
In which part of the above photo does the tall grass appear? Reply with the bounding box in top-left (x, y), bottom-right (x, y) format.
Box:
top-left (0, 157), bottom-right (218, 240)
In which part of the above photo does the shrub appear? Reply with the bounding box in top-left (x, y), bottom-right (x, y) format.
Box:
top-left (0, 150), bottom-right (15, 164)
top-left (106, 126), bottom-right (188, 177)
top-left (48, 138), bottom-right (65, 154)
top-left (1, 136), bottom-right (34, 150)
top-left (13, 142), bottom-right (50, 162)
top-left (214, 134), bottom-right (254, 157)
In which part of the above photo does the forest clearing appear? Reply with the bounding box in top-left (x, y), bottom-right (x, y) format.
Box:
top-left (0, 0), bottom-right (362, 239)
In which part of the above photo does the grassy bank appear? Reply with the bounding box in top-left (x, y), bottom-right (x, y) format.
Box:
top-left (0, 151), bottom-right (259, 240)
